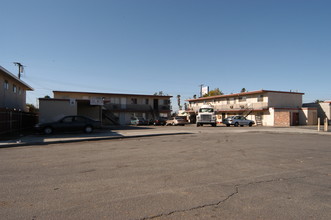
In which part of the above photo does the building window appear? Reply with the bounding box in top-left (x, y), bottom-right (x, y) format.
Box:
top-left (3, 80), bottom-right (9, 90)
top-left (13, 85), bottom-right (17, 93)
top-left (145, 99), bottom-right (149, 105)
top-left (239, 96), bottom-right (246, 102)
top-left (18, 87), bottom-right (22, 95)
top-left (226, 98), bottom-right (230, 104)
top-left (131, 98), bottom-right (137, 104)
top-left (258, 95), bottom-right (264, 102)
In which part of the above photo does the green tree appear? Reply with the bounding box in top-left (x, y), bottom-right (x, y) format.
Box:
top-left (241, 88), bottom-right (247, 93)
top-left (26, 103), bottom-right (38, 113)
top-left (203, 88), bottom-right (223, 97)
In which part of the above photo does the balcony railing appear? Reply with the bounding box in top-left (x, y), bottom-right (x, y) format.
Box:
top-left (187, 102), bottom-right (269, 112)
top-left (104, 104), bottom-right (171, 112)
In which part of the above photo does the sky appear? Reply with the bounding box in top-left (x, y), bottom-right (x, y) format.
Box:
top-left (1, 0), bottom-right (331, 111)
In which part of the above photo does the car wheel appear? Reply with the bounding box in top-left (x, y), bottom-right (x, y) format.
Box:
top-left (196, 123), bottom-right (200, 127)
top-left (172, 122), bottom-right (175, 126)
top-left (84, 126), bottom-right (93, 133)
top-left (212, 123), bottom-right (216, 127)
top-left (226, 124), bottom-right (230, 127)
top-left (249, 122), bottom-right (253, 127)
top-left (234, 122), bottom-right (239, 127)
top-left (44, 127), bottom-right (53, 135)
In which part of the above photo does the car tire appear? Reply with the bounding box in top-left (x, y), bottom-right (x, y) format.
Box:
top-left (212, 123), bottom-right (216, 127)
top-left (43, 127), bottom-right (53, 135)
top-left (196, 123), bottom-right (200, 127)
top-left (234, 122), bottom-right (239, 127)
top-left (249, 122), bottom-right (253, 127)
top-left (226, 124), bottom-right (230, 127)
top-left (84, 126), bottom-right (93, 133)
top-left (172, 122), bottom-right (175, 126)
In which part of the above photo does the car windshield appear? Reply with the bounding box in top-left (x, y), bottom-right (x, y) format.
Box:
top-left (200, 108), bottom-right (213, 113)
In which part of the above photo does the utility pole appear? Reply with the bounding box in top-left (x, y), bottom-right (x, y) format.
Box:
top-left (13, 62), bottom-right (24, 79)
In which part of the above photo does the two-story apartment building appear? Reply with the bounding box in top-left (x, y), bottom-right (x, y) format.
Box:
top-left (0, 65), bottom-right (33, 111)
top-left (39, 91), bottom-right (172, 125)
top-left (187, 90), bottom-right (317, 126)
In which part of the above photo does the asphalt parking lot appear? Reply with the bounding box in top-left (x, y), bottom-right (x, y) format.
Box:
top-left (0, 125), bottom-right (330, 219)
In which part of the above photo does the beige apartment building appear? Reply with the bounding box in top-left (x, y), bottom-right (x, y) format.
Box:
top-left (0, 65), bottom-right (33, 111)
top-left (187, 90), bottom-right (317, 126)
top-left (39, 91), bottom-right (172, 125)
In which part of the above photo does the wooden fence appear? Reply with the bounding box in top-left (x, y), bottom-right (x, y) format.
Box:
top-left (0, 109), bottom-right (38, 138)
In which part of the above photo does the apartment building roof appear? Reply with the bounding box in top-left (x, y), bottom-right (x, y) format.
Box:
top-left (186, 90), bottom-right (304, 102)
top-left (53, 90), bottom-right (173, 98)
top-left (0, 65), bottom-right (33, 90)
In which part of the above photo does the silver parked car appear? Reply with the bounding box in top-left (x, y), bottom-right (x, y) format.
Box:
top-left (223, 115), bottom-right (255, 127)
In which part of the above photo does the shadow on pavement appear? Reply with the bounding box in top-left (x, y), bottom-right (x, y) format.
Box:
top-left (0, 126), bottom-right (192, 148)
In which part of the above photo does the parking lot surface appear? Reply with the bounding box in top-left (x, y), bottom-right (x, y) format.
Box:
top-left (0, 126), bottom-right (330, 219)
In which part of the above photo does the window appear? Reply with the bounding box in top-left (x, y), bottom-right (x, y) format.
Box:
top-left (145, 99), bottom-right (149, 105)
top-left (18, 87), bottom-right (22, 95)
top-left (238, 96), bottom-right (246, 102)
top-left (131, 98), bottom-right (137, 104)
top-left (226, 98), bottom-right (230, 104)
top-left (163, 100), bottom-right (170, 105)
top-left (3, 80), bottom-right (9, 90)
top-left (13, 85), bottom-right (17, 93)
top-left (258, 95), bottom-right (264, 102)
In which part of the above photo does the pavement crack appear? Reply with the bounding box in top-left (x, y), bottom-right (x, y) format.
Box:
top-left (136, 175), bottom-right (316, 220)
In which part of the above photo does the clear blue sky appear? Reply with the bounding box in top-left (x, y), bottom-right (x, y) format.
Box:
top-left (1, 0), bottom-right (330, 110)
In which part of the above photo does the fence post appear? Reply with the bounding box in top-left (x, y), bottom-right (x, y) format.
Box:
top-left (317, 118), bottom-right (320, 132)
top-left (324, 118), bottom-right (329, 132)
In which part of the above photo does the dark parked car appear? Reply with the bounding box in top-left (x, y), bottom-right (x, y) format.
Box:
top-left (152, 117), bottom-right (167, 126)
top-left (35, 115), bottom-right (101, 134)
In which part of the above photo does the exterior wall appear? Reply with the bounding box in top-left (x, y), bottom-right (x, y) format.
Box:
top-left (77, 104), bottom-right (100, 121)
top-left (303, 102), bottom-right (331, 124)
top-left (263, 108), bottom-right (275, 126)
top-left (299, 108), bottom-right (317, 125)
top-left (187, 90), bottom-right (304, 126)
top-left (52, 91), bottom-right (172, 125)
top-left (267, 92), bottom-right (302, 108)
top-left (0, 73), bottom-right (27, 110)
top-left (53, 91), bottom-right (171, 112)
top-left (320, 102), bottom-right (331, 120)
top-left (274, 110), bottom-right (291, 127)
top-left (39, 99), bottom-right (77, 123)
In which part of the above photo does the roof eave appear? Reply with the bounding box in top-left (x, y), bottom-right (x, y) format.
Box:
top-left (0, 66), bottom-right (34, 91)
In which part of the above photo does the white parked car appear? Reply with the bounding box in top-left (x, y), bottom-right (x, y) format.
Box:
top-left (222, 115), bottom-right (255, 127)
top-left (166, 117), bottom-right (186, 126)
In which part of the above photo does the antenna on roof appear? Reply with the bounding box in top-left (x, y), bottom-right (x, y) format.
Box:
top-left (13, 62), bottom-right (25, 79)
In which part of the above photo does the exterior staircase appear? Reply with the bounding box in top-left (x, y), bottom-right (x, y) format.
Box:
top-left (255, 115), bottom-right (262, 126)
top-left (102, 106), bottom-right (120, 125)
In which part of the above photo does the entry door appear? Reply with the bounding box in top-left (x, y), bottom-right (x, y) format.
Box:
top-left (292, 113), bottom-right (299, 126)
top-left (153, 99), bottom-right (159, 110)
